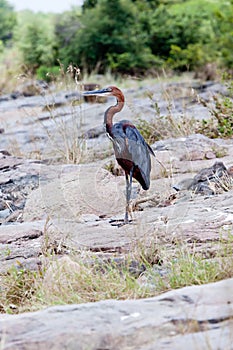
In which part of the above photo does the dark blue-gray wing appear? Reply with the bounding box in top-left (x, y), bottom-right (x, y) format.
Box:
top-left (125, 125), bottom-right (154, 189)
top-left (110, 121), bottom-right (155, 189)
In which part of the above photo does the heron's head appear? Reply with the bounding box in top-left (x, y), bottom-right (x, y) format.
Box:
top-left (83, 86), bottom-right (112, 97)
top-left (83, 86), bottom-right (123, 100)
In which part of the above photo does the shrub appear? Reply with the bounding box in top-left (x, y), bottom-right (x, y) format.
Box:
top-left (198, 94), bottom-right (233, 138)
top-left (58, 0), bottom-right (160, 74)
top-left (36, 66), bottom-right (61, 83)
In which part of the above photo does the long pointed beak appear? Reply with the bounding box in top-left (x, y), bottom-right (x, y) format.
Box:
top-left (83, 87), bottom-right (111, 96)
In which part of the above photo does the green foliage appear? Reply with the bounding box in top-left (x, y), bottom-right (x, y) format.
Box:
top-left (73, 0), bottom-right (233, 74)
top-left (1, 0), bottom-right (233, 77)
top-left (58, 0), bottom-right (157, 74)
top-left (36, 65), bottom-right (61, 82)
top-left (82, 0), bottom-right (98, 12)
top-left (198, 94), bottom-right (233, 138)
top-left (19, 23), bottom-right (53, 70)
top-left (167, 43), bottom-right (212, 71)
top-left (14, 12), bottom-right (56, 72)
top-left (197, 74), bottom-right (233, 138)
top-left (149, 1), bottom-right (219, 70)
top-left (0, 0), bottom-right (17, 44)
top-left (213, 1), bottom-right (233, 68)
top-left (53, 9), bottom-right (81, 68)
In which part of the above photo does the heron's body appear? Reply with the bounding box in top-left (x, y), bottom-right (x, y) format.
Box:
top-left (108, 119), bottom-right (154, 190)
top-left (83, 86), bottom-right (155, 224)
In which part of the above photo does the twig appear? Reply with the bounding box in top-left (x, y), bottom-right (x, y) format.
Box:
top-left (132, 194), bottom-right (160, 210)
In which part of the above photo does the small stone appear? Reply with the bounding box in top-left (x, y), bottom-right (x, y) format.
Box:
top-left (227, 166), bottom-right (233, 177)
top-left (180, 150), bottom-right (205, 161)
top-left (205, 151), bottom-right (216, 159)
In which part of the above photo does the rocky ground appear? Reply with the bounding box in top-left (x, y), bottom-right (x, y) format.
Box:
top-left (1, 278), bottom-right (233, 350)
top-left (0, 77), bottom-right (233, 349)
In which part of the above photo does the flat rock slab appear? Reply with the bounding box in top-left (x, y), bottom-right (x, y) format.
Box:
top-left (0, 149), bottom-right (232, 273)
top-left (23, 158), bottom-right (233, 252)
top-left (0, 278), bottom-right (233, 350)
top-left (24, 163), bottom-right (126, 221)
top-left (153, 134), bottom-right (228, 161)
top-left (0, 221), bottom-right (45, 273)
top-left (43, 187), bottom-right (233, 254)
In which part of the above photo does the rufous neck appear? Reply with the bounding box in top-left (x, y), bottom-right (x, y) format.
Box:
top-left (104, 101), bottom-right (124, 132)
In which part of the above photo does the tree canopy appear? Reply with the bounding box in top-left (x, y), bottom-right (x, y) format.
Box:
top-left (1, 0), bottom-right (233, 76)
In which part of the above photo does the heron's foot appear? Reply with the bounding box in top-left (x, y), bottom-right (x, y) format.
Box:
top-left (109, 217), bottom-right (133, 227)
top-left (109, 201), bottom-right (134, 227)
top-left (126, 201), bottom-right (134, 220)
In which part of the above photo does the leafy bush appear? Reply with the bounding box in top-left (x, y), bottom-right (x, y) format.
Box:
top-left (198, 94), bottom-right (233, 138)
top-left (57, 0), bottom-right (159, 74)
top-left (14, 12), bottom-right (56, 73)
top-left (19, 23), bottom-right (54, 71)
top-left (36, 65), bottom-right (61, 82)
top-left (66, 0), bottom-right (233, 74)
top-left (167, 43), bottom-right (213, 71)
top-left (214, 1), bottom-right (233, 69)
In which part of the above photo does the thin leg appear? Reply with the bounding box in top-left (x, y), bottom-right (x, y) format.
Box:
top-left (109, 167), bottom-right (134, 227)
top-left (124, 167), bottom-right (134, 223)
top-left (124, 173), bottom-right (129, 223)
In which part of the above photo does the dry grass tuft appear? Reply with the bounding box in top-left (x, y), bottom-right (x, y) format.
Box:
top-left (1, 230), bottom-right (233, 314)
top-left (136, 88), bottom-right (198, 144)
